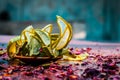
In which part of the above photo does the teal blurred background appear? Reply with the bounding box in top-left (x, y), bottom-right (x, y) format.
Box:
top-left (0, 0), bottom-right (120, 42)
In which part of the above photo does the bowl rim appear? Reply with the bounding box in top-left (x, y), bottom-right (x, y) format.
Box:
top-left (14, 55), bottom-right (51, 59)
top-left (14, 55), bottom-right (62, 60)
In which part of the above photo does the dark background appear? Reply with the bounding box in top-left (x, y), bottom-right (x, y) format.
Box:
top-left (0, 0), bottom-right (120, 42)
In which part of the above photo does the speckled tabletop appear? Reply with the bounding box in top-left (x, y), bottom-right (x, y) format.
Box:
top-left (0, 35), bottom-right (120, 80)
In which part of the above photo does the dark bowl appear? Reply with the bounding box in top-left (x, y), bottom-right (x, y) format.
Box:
top-left (14, 55), bottom-right (61, 64)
